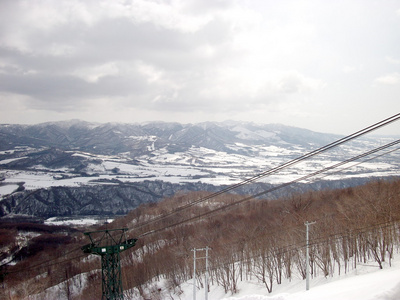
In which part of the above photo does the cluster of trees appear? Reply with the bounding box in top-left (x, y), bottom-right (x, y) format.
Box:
top-left (0, 222), bottom-right (84, 300)
top-left (120, 178), bottom-right (400, 298)
top-left (1, 178), bottom-right (400, 299)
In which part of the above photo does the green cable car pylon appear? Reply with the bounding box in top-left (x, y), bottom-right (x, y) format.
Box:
top-left (81, 228), bottom-right (137, 300)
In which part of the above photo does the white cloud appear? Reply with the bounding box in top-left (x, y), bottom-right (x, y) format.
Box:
top-left (0, 1), bottom-right (78, 53)
top-left (374, 73), bottom-right (400, 85)
top-left (98, 0), bottom-right (219, 33)
top-left (386, 56), bottom-right (400, 65)
top-left (343, 66), bottom-right (356, 73)
top-left (0, 0), bottom-right (399, 134)
top-left (276, 71), bottom-right (325, 94)
top-left (72, 62), bottom-right (120, 83)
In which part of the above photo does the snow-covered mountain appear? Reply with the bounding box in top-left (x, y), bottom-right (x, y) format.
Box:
top-left (0, 120), bottom-right (399, 218)
top-left (0, 120), bottom-right (338, 154)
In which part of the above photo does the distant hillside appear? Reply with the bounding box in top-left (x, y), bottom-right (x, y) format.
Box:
top-left (0, 120), bottom-right (339, 154)
top-left (1, 120), bottom-right (399, 219)
top-left (0, 177), bottom-right (377, 219)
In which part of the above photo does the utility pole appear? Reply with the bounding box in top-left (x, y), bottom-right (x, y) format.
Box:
top-left (192, 248), bottom-right (196, 300)
top-left (305, 221), bottom-right (316, 291)
top-left (191, 247), bottom-right (211, 300)
top-left (204, 246), bottom-right (210, 300)
top-left (81, 228), bottom-right (137, 300)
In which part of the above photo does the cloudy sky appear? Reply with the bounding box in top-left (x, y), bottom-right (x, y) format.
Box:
top-left (0, 0), bottom-right (399, 134)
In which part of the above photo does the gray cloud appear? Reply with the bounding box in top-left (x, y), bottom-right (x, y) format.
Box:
top-left (0, 0), bottom-right (399, 135)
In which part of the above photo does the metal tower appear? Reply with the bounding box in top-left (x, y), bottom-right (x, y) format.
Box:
top-left (81, 228), bottom-right (137, 300)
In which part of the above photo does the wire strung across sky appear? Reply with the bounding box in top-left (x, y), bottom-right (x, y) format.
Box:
top-left (136, 217), bottom-right (400, 279)
top-left (137, 137), bottom-right (400, 238)
top-left (134, 113), bottom-right (400, 236)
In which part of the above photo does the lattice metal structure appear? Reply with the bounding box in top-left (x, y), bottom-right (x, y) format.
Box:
top-left (81, 228), bottom-right (137, 300)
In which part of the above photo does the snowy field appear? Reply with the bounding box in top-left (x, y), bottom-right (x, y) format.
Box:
top-left (1, 141), bottom-right (399, 198)
top-left (44, 216), bottom-right (114, 226)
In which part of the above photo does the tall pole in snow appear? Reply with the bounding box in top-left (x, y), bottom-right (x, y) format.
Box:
top-left (305, 221), bottom-right (316, 291)
top-left (205, 246), bottom-right (209, 300)
top-left (192, 249), bottom-right (196, 300)
top-left (191, 247), bottom-right (210, 300)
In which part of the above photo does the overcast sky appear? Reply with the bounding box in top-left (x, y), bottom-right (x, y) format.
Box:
top-left (0, 0), bottom-right (399, 135)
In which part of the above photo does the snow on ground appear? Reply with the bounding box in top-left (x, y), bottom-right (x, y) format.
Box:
top-left (44, 216), bottom-right (114, 226)
top-left (165, 258), bottom-right (400, 300)
top-left (221, 266), bottom-right (400, 300)
top-left (1, 159), bottom-right (399, 197)
top-left (0, 183), bottom-right (19, 196)
top-left (1, 142), bottom-right (399, 198)
top-left (0, 156), bottom-right (28, 164)
top-left (0, 170), bottom-right (95, 193)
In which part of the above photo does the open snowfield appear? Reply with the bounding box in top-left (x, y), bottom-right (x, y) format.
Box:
top-left (1, 141), bottom-right (399, 198)
top-left (44, 216), bottom-right (114, 226)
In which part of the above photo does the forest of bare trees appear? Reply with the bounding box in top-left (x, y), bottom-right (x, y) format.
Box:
top-left (119, 178), bottom-right (400, 299)
top-left (1, 178), bottom-right (400, 299)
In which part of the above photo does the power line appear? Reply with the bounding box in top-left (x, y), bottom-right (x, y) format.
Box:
top-left (137, 138), bottom-right (400, 237)
top-left (133, 113), bottom-right (400, 234)
top-left (146, 218), bottom-right (400, 289)
top-left (128, 144), bottom-right (400, 254)
top-left (298, 145), bottom-right (400, 187)
top-left (4, 251), bottom-right (87, 275)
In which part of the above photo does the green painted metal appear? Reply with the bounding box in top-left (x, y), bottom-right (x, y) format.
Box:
top-left (81, 228), bottom-right (137, 300)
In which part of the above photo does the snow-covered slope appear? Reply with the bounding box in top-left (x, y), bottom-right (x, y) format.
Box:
top-left (227, 263), bottom-right (400, 300)
top-left (144, 258), bottom-right (400, 300)
top-left (30, 249), bottom-right (400, 300)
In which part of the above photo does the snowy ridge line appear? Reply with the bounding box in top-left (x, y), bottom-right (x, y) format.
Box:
top-left (131, 113), bottom-right (400, 235)
top-left (136, 137), bottom-right (400, 238)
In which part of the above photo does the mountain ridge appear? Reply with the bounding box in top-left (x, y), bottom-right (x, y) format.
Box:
top-left (1, 120), bottom-right (399, 219)
top-left (0, 119), bottom-right (341, 154)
